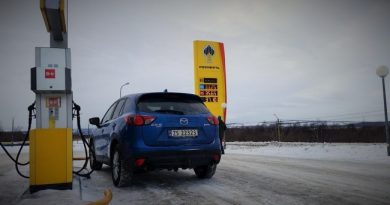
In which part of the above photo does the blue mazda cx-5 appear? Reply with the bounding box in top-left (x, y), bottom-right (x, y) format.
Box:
top-left (88, 92), bottom-right (222, 187)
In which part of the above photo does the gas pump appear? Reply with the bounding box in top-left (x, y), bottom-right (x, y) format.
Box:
top-left (29, 0), bottom-right (73, 193)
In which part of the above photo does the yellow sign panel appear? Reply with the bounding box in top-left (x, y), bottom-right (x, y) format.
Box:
top-left (194, 40), bottom-right (227, 121)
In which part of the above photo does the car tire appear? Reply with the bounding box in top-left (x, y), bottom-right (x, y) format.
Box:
top-left (194, 164), bottom-right (217, 179)
top-left (111, 144), bottom-right (133, 187)
top-left (89, 141), bottom-right (103, 170)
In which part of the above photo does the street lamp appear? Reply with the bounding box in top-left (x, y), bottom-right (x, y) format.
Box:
top-left (120, 82), bottom-right (130, 98)
top-left (376, 65), bottom-right (390, 156)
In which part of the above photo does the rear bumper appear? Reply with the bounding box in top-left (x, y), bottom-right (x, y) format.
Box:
top-left (142, 150), bottom-right (221, 169)
top-left (119, 134), bottom-right (222, 170)
top-left (134, 149), bottom-right (221, 169)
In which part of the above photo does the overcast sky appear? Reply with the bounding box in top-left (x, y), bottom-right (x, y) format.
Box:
top-left (1, 0), bottom-right (390, 130)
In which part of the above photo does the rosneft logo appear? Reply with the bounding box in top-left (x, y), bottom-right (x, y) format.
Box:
top-left (204, 45), bottom-right (215, 56)
top-left (203, 45), bottom-right (215, 63)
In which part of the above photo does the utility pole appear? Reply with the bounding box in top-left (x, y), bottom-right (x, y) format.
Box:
top-left (273, 114), bottom-right (281, 142)
top-left (11, 117), bottom-right (14, 145)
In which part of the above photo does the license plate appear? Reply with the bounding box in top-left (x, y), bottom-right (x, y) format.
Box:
top-left (169, 129), bottom-right (198, 137)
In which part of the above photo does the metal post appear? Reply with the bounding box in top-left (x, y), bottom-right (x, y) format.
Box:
top-left (277, 119), bottom-right (281, 142)
top-left (381, 77), bottom-right (390, 156)
top-left (11, 117), bottom-right (14, 145)
top-left (273, 114), bottom-right (281, 142)
top-left (120, 82), bottom-right (129, 98)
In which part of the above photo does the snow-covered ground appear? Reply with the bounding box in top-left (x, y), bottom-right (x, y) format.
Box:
top-left (226, 142), bottom-right (389, 163)
top-left (1, 141), bottom-right (389, 204)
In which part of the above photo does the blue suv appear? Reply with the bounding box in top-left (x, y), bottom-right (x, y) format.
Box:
top-left (88, 92), bottom-right (222, 187)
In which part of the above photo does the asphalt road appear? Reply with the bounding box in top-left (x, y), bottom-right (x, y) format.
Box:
top-left (80, 154), bottom-right (390, 205)
top-left (1, 153), bottom-right (389, 205)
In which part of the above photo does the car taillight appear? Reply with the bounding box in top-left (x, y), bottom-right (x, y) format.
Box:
top-left (143, 116), bottom-right (156, 125)
top-left (125, 115), bottom-right (156, 126)
top-left (134, 158), bottom-right (145, 167)
top-left (133, 115), bottom-right (144, 126)
top-left (207, 115), bottom-right (219, 125)
top-left (213, 154), bottom-right (221, 162)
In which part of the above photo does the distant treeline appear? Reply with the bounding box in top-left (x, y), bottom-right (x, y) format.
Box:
top-left (0, 131), bottom-right (26, 142)
top-left (0, 122), bottom-right (386, 143)
top-left (226, 123), bottom-right (385, 143)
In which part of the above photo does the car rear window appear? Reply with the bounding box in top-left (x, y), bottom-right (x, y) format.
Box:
top-left (137, 93), bottom-right (209, 115)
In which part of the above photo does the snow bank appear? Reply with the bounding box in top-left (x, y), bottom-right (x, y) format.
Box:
top-left (226, 142), bottom-right (390, 163)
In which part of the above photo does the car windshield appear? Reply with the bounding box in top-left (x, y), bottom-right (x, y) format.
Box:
top-left (137, 93), bottom-right (210, 115)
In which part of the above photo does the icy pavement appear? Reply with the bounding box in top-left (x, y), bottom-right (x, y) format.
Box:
top-left (0, 142), bottom-right (389, 204)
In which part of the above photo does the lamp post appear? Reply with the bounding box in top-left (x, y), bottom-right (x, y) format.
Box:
top-left (376, 65), bottom-right (390, 156)
top-left (120, 82), bottom-right (129, 98)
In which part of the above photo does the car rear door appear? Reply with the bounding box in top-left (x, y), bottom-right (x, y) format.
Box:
top-left (137, 93), bottom-right (218, 147)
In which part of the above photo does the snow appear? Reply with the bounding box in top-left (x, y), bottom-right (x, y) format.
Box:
top-left (1, 141), bottom-right (389, 204)
top-left (226, 141), bottom-right (389, 163)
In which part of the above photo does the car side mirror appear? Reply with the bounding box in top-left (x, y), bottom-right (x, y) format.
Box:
top-left (89, 117), bottom-right (101, 128)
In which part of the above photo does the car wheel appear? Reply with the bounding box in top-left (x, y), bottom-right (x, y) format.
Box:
top-left (111, 144), bottom-right (133, 187)
top-left (194, 164), bottom-right (217, 179)
top-left (89, 141), bottom-right (102, 170)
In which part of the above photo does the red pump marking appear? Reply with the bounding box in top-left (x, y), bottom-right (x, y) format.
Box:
top-left (45, 69), bottom-right (56, 79)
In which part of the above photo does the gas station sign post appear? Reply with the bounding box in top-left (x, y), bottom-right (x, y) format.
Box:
top-left (194, 40), bottom-right (227, 121)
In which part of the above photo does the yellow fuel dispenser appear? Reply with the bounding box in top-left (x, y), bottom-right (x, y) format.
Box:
top-left (29, 0), bottom-right (73, 193)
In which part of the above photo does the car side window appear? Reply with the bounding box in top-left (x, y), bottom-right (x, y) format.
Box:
top-left (101, 102), bottom-right (117, 124)
top-left (111, 99), bottom-right (126, 119)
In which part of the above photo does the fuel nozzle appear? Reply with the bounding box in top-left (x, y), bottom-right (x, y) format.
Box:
top-left (73, 101), bottom-right (81, 111)
top-left (27, 101), bottom-right (36, 120)
top-left (28, 102), bottom-right (36, 112)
